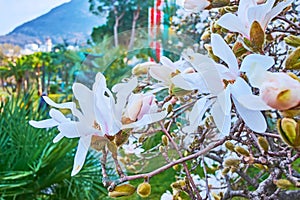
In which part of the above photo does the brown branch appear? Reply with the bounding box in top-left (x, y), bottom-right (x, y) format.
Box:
top-left (116, 139), bottom-right (225, 184)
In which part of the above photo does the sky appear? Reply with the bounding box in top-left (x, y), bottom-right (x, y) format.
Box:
top-left (0, 0), bottom-right (70, 36)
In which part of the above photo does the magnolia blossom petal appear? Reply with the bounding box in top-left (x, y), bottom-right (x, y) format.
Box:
top-left (183, 51), bottom-right (223, 94)
top-left (231, 77), bottom-right (271, 110)
top-left (125, 94), bottom-right (143, 121)
top-left (237, 95), bottom-right (272, 110)
top-left (73, 83), bottom-right (94, 123)
top-left (149, 65), bottom-right (174, 84)
top-left (71, 135), bottom-right (92, 176)
top-left (53, 133), bottom-right (64, 143)
top-left (240, 54), bottom-right (274, 74)
top-left (122, 111), bottom-right (167, 129)
top-left (138, 95), bottom-right (155, 120)
top-left (43, 96), bottom-right (83, 120)
top-left (218, 86), bottom-right (232, 115)
top-left (183, 97), bottom-right (211, 133)
top-left (232, 97), bottom-right (267, 133)
top-left (112, 77), bottom-right (138, 118)
top-left (217, 13), bottom-right (249, 38)
top-left (49, 108), bottom-right (69, 123)
top-left (29, 119), bottom-right (59, 128)
top-left (211, 34), bottom-right (239, 76)
top-left (211, 102), bottom-right (231, 136)
top-left (58, 122), bottom-right (81, 138)
top-left (171, 73), bottom-right (209, 92)
top-left (237, 0), bottom-right (256, 21)
top-left (247, 0), bottom-right (275, 28)
top-left (262, 0), bottom-right (293, 30)
top-left (94, 78), bottom-right (121, 135)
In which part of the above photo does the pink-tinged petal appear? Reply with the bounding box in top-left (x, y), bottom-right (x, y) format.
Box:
top-left (232, 97), bottom-right (267, 133)
top-left (137, 95), bottom-right (154, 120)
top-left (112, 77), bottom-right (138, 118)
top-left (53, 133), bottom-right (64, 143)
top-left (240, 54), bottom-right (274, 74)
top-left (247, 0), bottom-right (275, 28)
top-left (94, 78), bottom-right (121, 135)
top-left (49, 109), bottom-right (69, 123)
top-left (126, 94), bottom-right (143, 121)
top-left (29, 119), bottom-right (58, 128)
top-left (184, 52), bottom-right (223, 94)
top-left (217, 13), bottom-right (250, 37)
top-left (211, 102), bottom-right (231, 136)
top-left (71, 135), bottom-right (92, 176)
top-left (171, 73), bottom-right (209, 92)
top-left (73, 83), bottom-right (94, 123)
top-left (58, 122), bottom-right (80, 138)
top-left (211, 34), bottom-right (239, 77)
top-left (183, 97), bottom-right (212, 133)
top-left (262, 0), bottom-right (293, 30)
top-left (122, 111), bottom-right (167, 129)
top-left (149, 65), bottom-right (174, 84)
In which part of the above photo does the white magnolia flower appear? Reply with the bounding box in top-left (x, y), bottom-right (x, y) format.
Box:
top-left (174, 34), bottom-right (272, 135)
top-left (30, 72), bottom-right (167, 176)
top-left (30, 76), bottom-right (103, 176)
top-left (217, 0), bottom-right (293, 38)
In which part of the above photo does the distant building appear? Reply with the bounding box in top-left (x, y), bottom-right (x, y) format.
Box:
top-left (21, 38), bottom-right (53, 55)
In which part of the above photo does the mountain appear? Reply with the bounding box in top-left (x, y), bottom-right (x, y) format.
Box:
top-left (0, 0), bottom-right (105, 47)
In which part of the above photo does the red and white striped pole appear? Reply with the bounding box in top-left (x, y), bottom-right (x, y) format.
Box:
top-left (149, 0), bottom-right (163, 62)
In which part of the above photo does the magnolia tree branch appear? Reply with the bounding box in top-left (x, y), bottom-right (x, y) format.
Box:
top-left (116, 139), bottom-right (226, 184)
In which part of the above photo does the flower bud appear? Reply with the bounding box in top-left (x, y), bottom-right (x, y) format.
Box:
top-left (274, 179), bottom-right (294, 190)
top-left (162, 135), bottom-right (169, 146)
top-left (211, 0), bottom-right (230, 8)
top-left (108, 184), bottom-right (136, 198)
top-left (234, 146), bottom-right (250, 157)
top-left (132, 62), bottom-right (159, 75)
top-left (137, 182), bottom-right (151, 198)
top-left (159, 146), bottom-right (165, 153)
top-left (277, 118), bottom-right (300, 148)
top-left (224, 158), bottom-right (240, 168)
top-left (222, 167), bottom-right (230, 176)
top-left (284, 35), bottom-right (300, 48)
top-left (258, 136), bottom-right (269, 152)
top-left (285, 47), bottom-right (300, 69)
top-left (225, 141), bottom-right (235, 152)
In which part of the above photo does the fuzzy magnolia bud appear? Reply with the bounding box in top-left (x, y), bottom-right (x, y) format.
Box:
top-left (274, 179), bottom-right (294, 190)
top-left (277, 118), bottom-right (300, 148)
top-left (162, 135), bottom-right (169, 146)
top-left (285, 47), bottom-right (300, 70)
top-left (234, 146), bottom-right (250, 157)
top-left (137, 182), bottom-right (151, 198)
top-left (225, 141), bottom-right (235, 151)
top-left (222, 167), bottom-right (230, 176)
top-left (108, 184), bottom-right (136, 198)
top-left (258, 136), bottom-right (269, 152)
top-left (224, 158), bottom-right (240, 168)
top-left (284, 35), bottom-right (300, 48)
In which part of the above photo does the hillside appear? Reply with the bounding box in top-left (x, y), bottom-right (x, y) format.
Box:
top-left (0, 0), bottom-right (105, 47)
